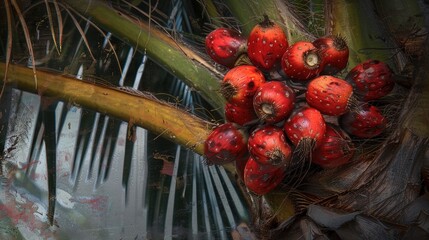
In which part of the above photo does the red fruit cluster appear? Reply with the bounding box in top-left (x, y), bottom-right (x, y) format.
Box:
top-left (204, 16), bottom-right (396, 195)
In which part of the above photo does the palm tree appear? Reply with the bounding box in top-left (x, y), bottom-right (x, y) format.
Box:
top-left (0, 0), bottom-right (428, 239)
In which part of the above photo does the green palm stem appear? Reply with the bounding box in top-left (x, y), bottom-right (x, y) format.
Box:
top-left (326, 0), bottom-right (404, 72)
top-left (223, 0), bottom-right (314, 42)
top-left (0, 62), bottom-right (213, 156)
top-left (62, 0), bottom-right (226, 115)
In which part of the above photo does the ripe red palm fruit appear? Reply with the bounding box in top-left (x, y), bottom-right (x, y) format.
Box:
top-left (281, 41), bottom-right (322, 81)
top-left (306, 75), bottom-right (354, 116)
top-left (244, 156), bottom-right (286, 195)
top-left (204, 123), bottom-right (248, 165)
top-left (284, 107), bottom-right (326, 149)
top-left (312, 124), bottom-right (355, 169)
top-left (205, 28), bottom-right (247, 68)
top-left (313, 35), bottom-right (349, 75)
top-left (247, 15), bottom-right (289, 71)
top-left (225, 102), bottom-right (258, 126)
top-left (253, 81), bottom-right (296, 124)
top-left (221, 65), bottom-right (266, 106)
top-left (339, 104), bottom-right (387, 138)
top-left (248, 125), bottom-right (292, 166)
top-left (345, 59), bottom-right (395, 101)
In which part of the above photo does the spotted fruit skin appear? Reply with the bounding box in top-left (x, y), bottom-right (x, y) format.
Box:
top-left (281, 41), bottom-right (322, 81)
top-left (247, 15), bottom-right (289, 71)
top-left (205, 28), bottom-right (247, 68)
top-left (306, 75), bottom-right (354, 116)
top-left (225, 102), bottom-right (258, 126)
top-left (204, 123), bottom-right (248, 165)
top-left (253, 81), bottom-right (296, 124)
top-left (284, 107), bottom-right (326, 148)
top-left (248, 125), bottom-right (292, 166)
top-left (313, 35), bottom-right (349, 75)
top-left (312, 124), bottom-right (355, 169)
top-left (346, 59), bottom-right (394, 101)
top-left (339, 105), bottom-right (387, 138)
top-left (244, 156), bottom-right (286, 195)
top-left (221, 65), bottom-right (266, 106)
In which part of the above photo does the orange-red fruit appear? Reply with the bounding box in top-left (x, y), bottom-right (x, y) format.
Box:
top-left (346, 59), bottom-right (395, 101)
top-left (248, 125), bottom-right (292, 166)
top-left (312, 124), bottom-right (355, 169)
top-left (247, 15), bottom-right (289, 71)
top-left (313, 35), bottom-right (349, 75)
top-left (281, 41), bottom-right (322, 81)
top-left (253, 81), bottom-right (296, 124)
top-left (339, 105), bottom-right (387, 138)
top-left (204, 123), bottom-right (248, 165)
top-left (221, 65), bottom-right (266, 106)
top-left (306, 75), bottom-right (354, 116)
top-left (225, 102), bottom-right (258, 126)
top-left (205, 28), bottom-right (247, 68)
top-left (284, 107), bottom-right (326, 148)
top-left (244, 156), bottom-right (286, 195)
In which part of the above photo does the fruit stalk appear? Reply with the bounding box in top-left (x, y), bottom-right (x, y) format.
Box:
top-left (0, 62), bottom-right (213, 155)
top-left (62, 0), bottom-right (226, 114)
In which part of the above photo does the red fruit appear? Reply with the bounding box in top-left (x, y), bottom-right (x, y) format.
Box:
top-left (225, 102), bottom-right (258, 126)
top-left (313, 35), bottom-right (349, 75)
top-left (248, 125), bottom-right (292, 166)
top-left (204, 123), bottom-right (248, 165)
top-left (244, 156), bottom-right (286, 195)
top-left (312, 124), bottom-right (355, 169)
top-left (221, 65), bottom-right (266, 106)
top-left (247, 15), bottom-right (289, 71)
top-left (339, 105), bottom-right (387, 138)
top-left (346, 59), bottom-right (395, 101)
top-left (281, 41), bottom-right (322, 81)
top-left (284, 107), bottom-right (326, 148)
top-left (205, 28), bottom-right (247, 68)
top-left (253, 81), bottom-right (296, 124)
top-left (306, 75), bottom-right (354, 116)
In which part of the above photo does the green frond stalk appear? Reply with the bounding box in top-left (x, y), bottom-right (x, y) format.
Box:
top-left (0, 62), bottom-right (213, 155)
top-left (327, 0), bottom-right (403, 72)
top-left (224, 0), bottom-right (314, 42)
top-left (62, 0), bottom-right (226, 114)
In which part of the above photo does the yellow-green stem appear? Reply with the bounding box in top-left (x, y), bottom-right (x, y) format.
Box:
top-left (0, 62), bottom-right (213, 155)
top-left (63, 0), bottom-right (226, 114)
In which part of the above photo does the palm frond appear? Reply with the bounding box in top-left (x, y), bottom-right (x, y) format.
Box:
top-left (0, 1), bottom-right (252, 239)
